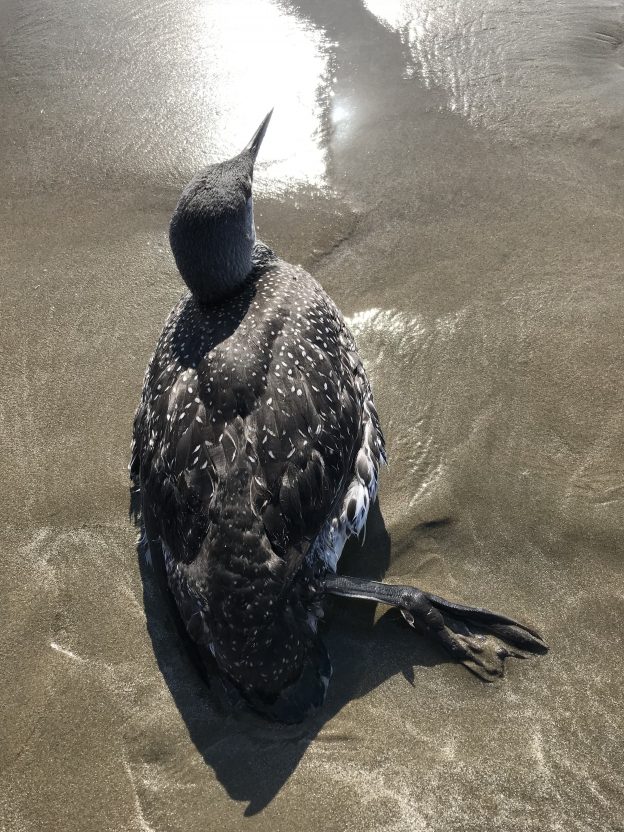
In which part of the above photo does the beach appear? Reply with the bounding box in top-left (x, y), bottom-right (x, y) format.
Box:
top-left (1, 0), bottom-right (623, 829)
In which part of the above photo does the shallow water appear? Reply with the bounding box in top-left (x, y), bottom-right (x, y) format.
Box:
top-left (1, 0), bottom-right (624, 829)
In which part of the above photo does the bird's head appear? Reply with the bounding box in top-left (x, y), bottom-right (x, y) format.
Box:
top-left (169, 110), bottom-right (273, 304)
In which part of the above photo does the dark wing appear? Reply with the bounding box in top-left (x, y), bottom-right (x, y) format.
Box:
top-left (132, 351), bottom-right (221, 565)
top-left (251, 315), bottom-right (366, 564)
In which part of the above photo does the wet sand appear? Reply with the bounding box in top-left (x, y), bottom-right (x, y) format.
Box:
top-left (1, 0), bottom-right (624, 829)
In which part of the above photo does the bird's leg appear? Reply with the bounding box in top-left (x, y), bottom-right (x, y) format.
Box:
top-left (323, 574), bottom-right (548, 681)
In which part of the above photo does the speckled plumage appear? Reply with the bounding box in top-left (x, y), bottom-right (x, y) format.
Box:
top-left (131, 238), bottom-right (385, 718)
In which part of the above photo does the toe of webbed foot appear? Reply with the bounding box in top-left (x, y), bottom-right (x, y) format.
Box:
top-left (399, 590), bottom-right (548, 681)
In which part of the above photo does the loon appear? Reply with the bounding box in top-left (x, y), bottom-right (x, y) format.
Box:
top-left (130, 111), bottom-right (547, 723)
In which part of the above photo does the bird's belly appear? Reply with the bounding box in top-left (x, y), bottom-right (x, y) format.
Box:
top-left (308, 454), bottom-right (380, 572)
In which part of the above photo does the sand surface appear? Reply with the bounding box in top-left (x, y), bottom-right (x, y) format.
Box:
top-left (1, 0), bottom-right (623, 829)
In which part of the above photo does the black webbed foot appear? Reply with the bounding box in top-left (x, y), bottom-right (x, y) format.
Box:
top-left (398, 587), bottom-right (547, 680)
top-left (324, 574), bottom-right (548, 681)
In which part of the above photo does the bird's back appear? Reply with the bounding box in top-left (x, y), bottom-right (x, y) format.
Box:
top-left (131, 243), bottom-right (384, 707)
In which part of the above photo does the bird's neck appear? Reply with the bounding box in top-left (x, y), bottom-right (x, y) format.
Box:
top-left (184, 242), bottom-right (275, 307)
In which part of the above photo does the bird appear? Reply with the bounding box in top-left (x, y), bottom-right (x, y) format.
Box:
top-left (130, 110), bottom-right (547, 723)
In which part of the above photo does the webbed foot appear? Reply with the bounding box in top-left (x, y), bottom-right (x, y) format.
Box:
top-left (324, 574), bottom-right (548, 681)
top-left (399, 588), bottom-right (547, 680)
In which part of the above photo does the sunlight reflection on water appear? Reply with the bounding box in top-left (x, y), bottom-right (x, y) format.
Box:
top-left (2, 0), bottom-right (338, 192)
top-left (190, 0), bottom-right (334, 194)
top-left (362, 0), bottom-right (624, 135)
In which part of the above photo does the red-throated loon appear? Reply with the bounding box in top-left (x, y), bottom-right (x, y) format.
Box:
top-left (130, 111), bottom-right (547, 723)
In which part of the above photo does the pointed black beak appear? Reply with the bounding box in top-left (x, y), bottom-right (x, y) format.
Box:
top-left (245, 109), bottom-right (273, 162)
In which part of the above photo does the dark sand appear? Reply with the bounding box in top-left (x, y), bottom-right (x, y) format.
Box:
top-left (1, 0), bottom-right (623, 829)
